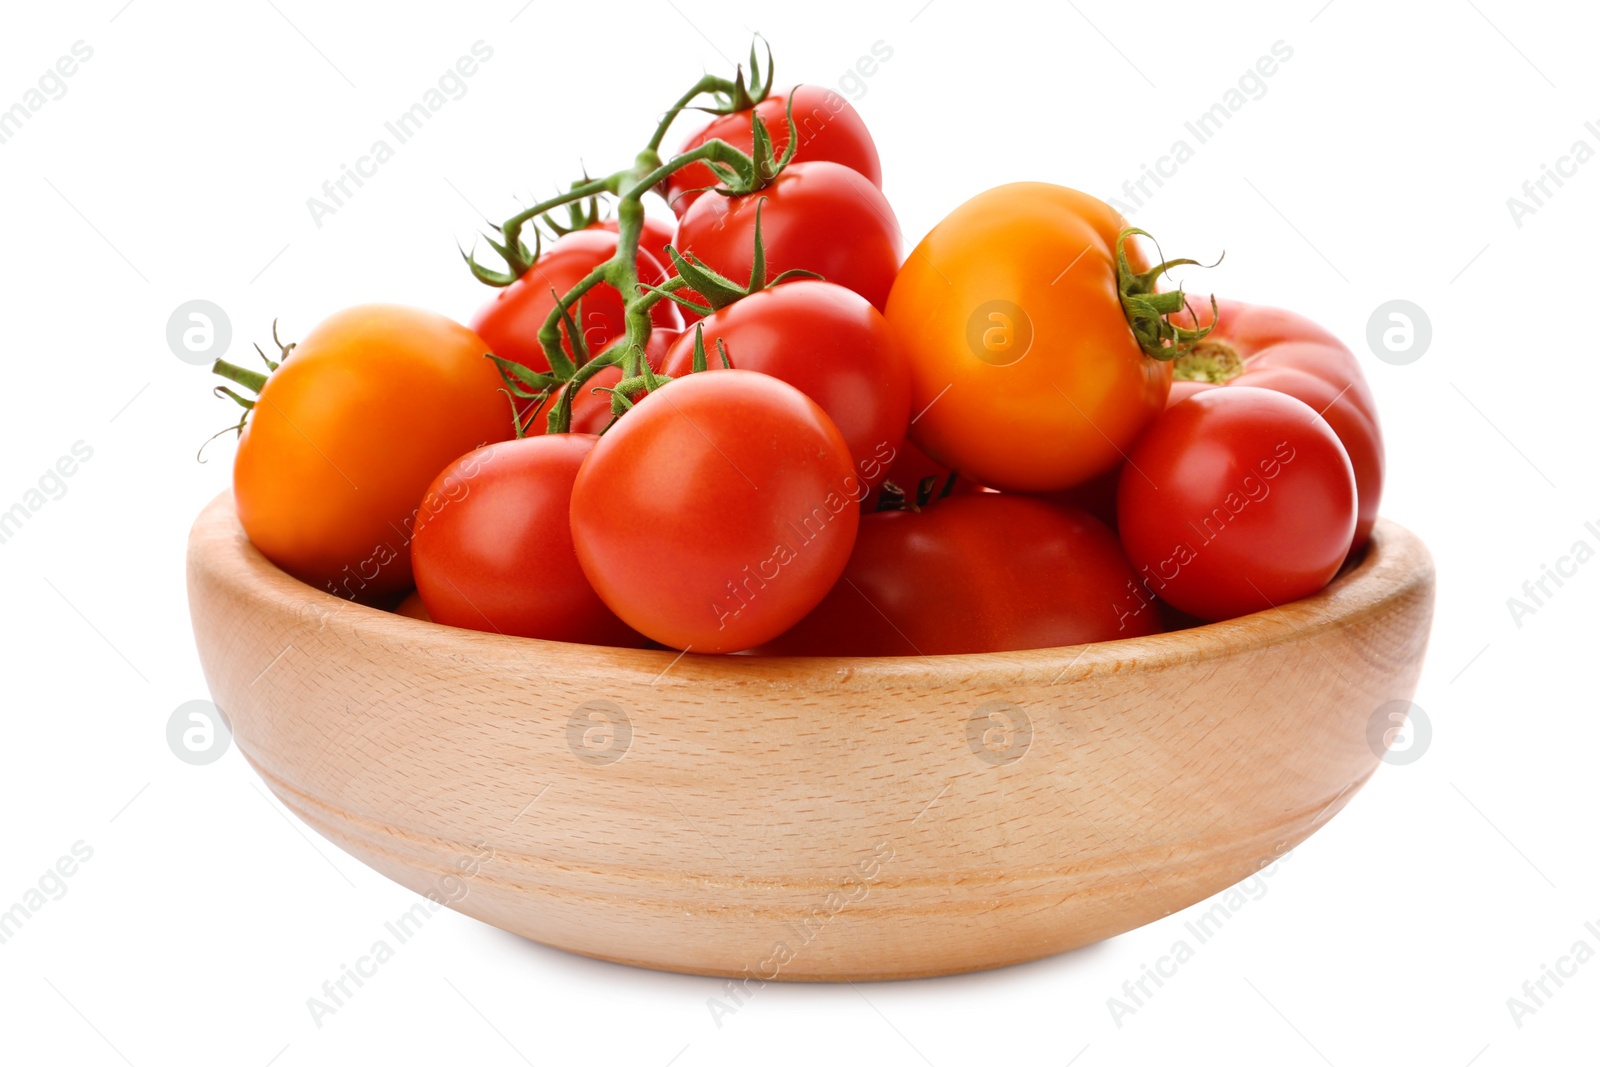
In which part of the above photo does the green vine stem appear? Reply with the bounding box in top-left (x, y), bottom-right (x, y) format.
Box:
top-left (1116, 227), bottom-right (1221, 362)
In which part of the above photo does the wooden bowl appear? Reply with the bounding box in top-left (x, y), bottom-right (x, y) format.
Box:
top-left (187, 493), bottom-right (1434, 981)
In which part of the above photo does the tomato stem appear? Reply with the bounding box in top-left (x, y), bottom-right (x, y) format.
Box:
top-left (212, 358), bottom-right (267, 395)
top-left (1172, 339), bottom-right (1245, 383)
top-left (1116, 227), bottom-right (1221, 362)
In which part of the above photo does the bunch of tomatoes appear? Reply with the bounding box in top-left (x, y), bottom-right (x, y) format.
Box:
top-left (213, 44), bottom-right (1383, 658)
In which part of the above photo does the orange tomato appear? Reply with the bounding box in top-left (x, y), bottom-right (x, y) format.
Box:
top-left (232, 305), bottom-right (512, 602)
top-left (885, 183), bottom-right (1171, 492)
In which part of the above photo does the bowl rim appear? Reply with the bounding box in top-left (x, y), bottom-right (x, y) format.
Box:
top-left (189, 491), bottom-right (1433, 689)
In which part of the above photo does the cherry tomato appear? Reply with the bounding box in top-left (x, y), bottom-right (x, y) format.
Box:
top-left (411, 435), bottom-right (645, 645)
top-left (469, 230), bottom-right (681, 374)
top-left (570, 369), bottom-right (860, 653)
top-left (662, 85), bottom-right (883, 217)
top-left (762, 494), bottom-right (1161, 656)
top-left (1175, 298), bottom-right (1384, 552)
top-left (885, 183), bottom-right (1171, 493)
top-left (675, 161), bottom-right (902, 311)
top-left (1117, 387), bottom-right (1358, 622)
top-left (232, 305), bottom-right (512, 603)
top-left (660, 281), bottom-right (908, 488)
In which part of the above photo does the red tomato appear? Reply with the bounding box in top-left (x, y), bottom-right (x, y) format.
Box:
top-left (412, 435), bottom-right (646, 646)
top-left (570, 370), bottom-right (861, 653)
top-left (675, 161), bottom-right (902, 311)
top-left (660, 281), bottom-right (908, 488)
top-left (762, 495), bottom-right (1161, 656)
top-left (470, 230), bottom-right (681, 374)
top-left (596, 215), bottom-right (677, 265)
top-left (662, 86), bottom-right (883, 217)
top-left (1175, 298), bottom-right (1384, 552)
top-left (1049, 465), bottom-right (1122, 529)
top-left (1117, 387), bottom-right (1358, 622)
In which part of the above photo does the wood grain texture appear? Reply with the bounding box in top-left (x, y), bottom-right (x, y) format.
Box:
top-left (186, 492), bottom-right (1435, 981)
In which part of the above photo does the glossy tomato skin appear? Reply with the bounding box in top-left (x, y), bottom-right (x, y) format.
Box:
top-left (762, 495), bottom-right (1161, 656)
top-left (411, 435), bottom-right (646, 646)
top-left (886, 183), bottom-right (1170, 493)
top-left (1176, 298), bottom-right (1384, 552)
top-left (662, 86), bottom-right (883, 217)
top-left (1117, 387), bottom-right (1358, 622)
top-left (570, 370), bottom-right (860, 653)
top-left (233, 305), bottom-right (512, 603)
top-left (675, 161), bottom-right (902, 312)
top-left (661, 281), bottom-right (909, 489)
top-left (469, 230), bottom-right (681, 374)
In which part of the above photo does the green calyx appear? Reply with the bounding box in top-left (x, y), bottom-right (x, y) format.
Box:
top-left (207, 321), bottom-right (293, 433)
top-left (1116, 227), bottom-right (1221, 362)
top-left (647, 199), bottom-right (820, 316)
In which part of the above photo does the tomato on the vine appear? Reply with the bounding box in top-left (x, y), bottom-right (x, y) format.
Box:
top-left (470, 229), bottom-right (681, 374)
top-left (526, 326), bottom-right (679, 436)
top-left (675, 161), bottom-right (902, 311)
top-left (229, 305), bottom-right (512, 603)
top-left (1173, 298), bottom-right (1384, 552)
top-left (569, 369), bottom-right (860, 653)
top-left (662, 85), bottom-right (883, 217)
top-left (885, 183), bottom-right (1175, 493)
top-left (660, 280), bottom-right (908, 488)
top-left (762, 494), bottom-right (1160, 656)
top-left (412, 435), bottom-right (647, 646)
top-left (1117, 387), bottom-right (1357, 622)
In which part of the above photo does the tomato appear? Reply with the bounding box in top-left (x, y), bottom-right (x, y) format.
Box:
top-left (1049, 465), bottom-right (1122, 529)
top-left (675, 161), bottom-right (902, 312)
top-left (1174, 298), bottom-right (1384, 552)
top-left (469, 230), bottom-right (681, 374)
top-left (762, 494), bottom-right (1161, 656)
top-left (1117, 387), bottom-right (1358, 622)
top-left (570, 369), bottom-right (860, 653)
top-left (411, 435), bottom-right (646, 646)
top-left (660, 281), bottom-right (908, 488)
top-left (661, 85), bottom-right (883, 217)
top-left (232, 305), bottom-right (512, 603)
top-left (885, 183), bottom-right (1171, 493)
top-left (596, 215), bottom-right (677, 264)
top-left (862, 438), bottom-right (980, 511)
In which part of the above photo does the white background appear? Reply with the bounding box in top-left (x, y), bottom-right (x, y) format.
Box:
top-left (1, 0), bottom-right (1594, 1064)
